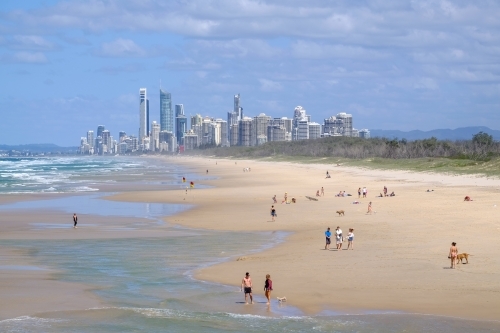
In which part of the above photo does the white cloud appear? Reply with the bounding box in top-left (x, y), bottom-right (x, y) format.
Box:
top-left (95, 38), bottom-right (145, 57)
top-left (9, 35), bottom-right (55, 50)
top-left (259, 79), bottom-right (283, 92)
top-left (1, 52), bottom-right (48, 63)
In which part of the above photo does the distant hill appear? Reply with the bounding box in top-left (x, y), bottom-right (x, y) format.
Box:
top-left (0, 143), bottom-right (78, 153)
top-left (370, 126), bottom-right (500, 141)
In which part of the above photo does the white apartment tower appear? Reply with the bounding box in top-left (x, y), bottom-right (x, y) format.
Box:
top-left (151, 121), bottom-right (160, 151)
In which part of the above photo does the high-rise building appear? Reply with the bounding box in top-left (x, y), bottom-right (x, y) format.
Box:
top-left (227, 111), bottom-right (239, 146)
top-left (253, 113), bottom-right (271, 146)
top-left (175, 104), bottom-right (187, 145)
top-left (309, 122), bottom-right (321, 139)
top-left (267, 125), bottom-right (286, 142)
top-left (238, 117), bottom-right (253, 146)
top-left (297, 120), bottom-right (309, 140)
top-left (160, 89), bottom-right (173, 132)
top-left (101, 130), bottom-right (111, 153)
top-left (234, 94), bottom-right (243, 120)
top-left (87, 130), bottom-right (94, 148)
top-left (335, 112), bottom-right (353, 137)
top-left (97, 125), bottom-right (105, 139)
top-left (139, 88), bottom-right (148, 142)
top-left (215, 119), bottom-right (228, 147)
top-left (229, 123), bottom-right (239, 146)
top-left (119, 131), bottom-right (127, 142)
top-left (292, 106), bottom-right (308, 141)
top-left (191, 114), bottom-right (202, 129)
top-left (183, 131), bottom-right (199, 150)
top-left (151, 121), bottom-right (160, 151)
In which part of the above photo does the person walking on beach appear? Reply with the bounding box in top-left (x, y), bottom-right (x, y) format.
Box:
top-left (264, 274), bottom-right (273, 305)
top-left (241, 272), bottom-right (253, 304)
top-left (325, 227), bottom-right (331, 250)
top-left (321, 187), bottom-right (324, 196)
top-left (336, 226), bottom-right (343, 250)
top-left (383, 186), bottom-right (388, 197)
top-left (347, 228), bottom-right (354, 250)
top-left (362, 187), bottom-right (367, 198)
top-left (358, 187), bottom-right (361, 198)
top-left (448, 242), bottom-right (458, 269)
top-left (272, 195), bottom-right (277, 204)
top-left (367, 202), bottom-right (372, 214)
top-left (270, 205), bottom-right (277, 222)
top-left (73, 213), bottom-right (78, 228)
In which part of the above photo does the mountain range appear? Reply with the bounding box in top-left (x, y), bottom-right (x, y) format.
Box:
top-left (370, 126), bottom-right (500, 141)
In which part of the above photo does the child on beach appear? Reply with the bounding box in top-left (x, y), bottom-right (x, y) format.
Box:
top-left (347, 229), bottom-right (354, 250)
top-left (270, 206), bottom-right (277, 222)
top-left (325, 227), bottom-right (331, 250)
top-left (321, 187), bottom-right (324, 196)
top-left (272, 195), bottom-right (277, 203)
top-left (367, 202), bottom-right (372, 214)
top-left (448, 242), bottom-right (458, 269)
top-left (264, 274), bottom-right (273, 305)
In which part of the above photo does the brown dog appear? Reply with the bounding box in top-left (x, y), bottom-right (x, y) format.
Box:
top-left (456, 253), bottom-right (470, 264)
top-left (336, 210), bottom-right (345, 216)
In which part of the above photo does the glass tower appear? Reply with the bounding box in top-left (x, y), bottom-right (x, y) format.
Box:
top-left (160, 89), bottom-right (173, 132)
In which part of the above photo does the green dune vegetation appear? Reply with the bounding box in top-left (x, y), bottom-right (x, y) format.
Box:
top-left (187, 132), bottom-right (500, 177)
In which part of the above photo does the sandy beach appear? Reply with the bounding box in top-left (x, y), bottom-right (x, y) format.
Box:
top-left (1, 156), bottom-right (500, 325)
top-left (110, 157), bottom-right (500, 320)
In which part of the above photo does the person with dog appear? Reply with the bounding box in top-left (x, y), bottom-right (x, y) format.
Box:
top-left (347, 228), bottom-right (354, 250)
top-left (336, 226), bottom-right (343, 250)
top-left (241, 272), bottom-right (254, 304)
top-left (264, 274), bottom-right (273, 305)
top-left (448, 242), bottom-right (458, 269)
top-left (270, 205), bottom-right (277, 222)
top-left (325, 227), bottom-right (331, 250)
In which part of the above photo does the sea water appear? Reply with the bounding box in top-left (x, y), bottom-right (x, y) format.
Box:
top-left (1, 157), bottom-right (499, 332)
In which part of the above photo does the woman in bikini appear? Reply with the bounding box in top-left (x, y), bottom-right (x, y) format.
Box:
top-left (264, 274), bottom-right (273, 305)
top-left (448, 242), bottom-right (458, 269)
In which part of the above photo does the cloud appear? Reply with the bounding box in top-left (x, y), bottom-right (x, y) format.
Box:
top-left (259, 79), bottom-right (283, 92)
top-left (94, 38), bottom-right (146, 57)
top-left (1, 52), bottom-right (48, 64)
top-left (3, 35), bottom-right (56, 50)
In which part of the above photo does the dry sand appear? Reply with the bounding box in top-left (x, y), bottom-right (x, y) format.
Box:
top-left (112, 157), bottom-right (500, 320)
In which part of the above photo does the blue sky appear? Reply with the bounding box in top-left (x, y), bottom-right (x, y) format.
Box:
top-left (1, 0), bottom-right (499, 145)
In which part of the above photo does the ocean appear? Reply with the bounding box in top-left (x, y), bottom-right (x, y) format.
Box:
top-left (0, 157), bottom-right (499, 332)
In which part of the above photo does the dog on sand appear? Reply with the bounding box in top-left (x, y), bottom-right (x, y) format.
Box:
top-left (336, 210), bottom-right (345, 216)
top-left (277, 297), bottom-right (287, 302)
top-left (456, 253), bottom-right (471, 264)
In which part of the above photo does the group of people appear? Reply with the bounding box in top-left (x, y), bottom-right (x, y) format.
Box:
top-left (378, 186), bottom-right (395, 197)
top-left (357, 187), bottom-right (368, 198)
top-left (335, 191), bottom-right (351, 197)
top-left (325, 226), bottom-right (354, 250)
top-left (316, 187), bottom-right (325, 197)
top-left (241, 272), bottom-right (273, 305)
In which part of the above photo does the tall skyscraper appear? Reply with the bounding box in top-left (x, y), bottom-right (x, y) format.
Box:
top-left (234, 93), bottom-right (243, 120)
top-left (175, 104), bottom-right (186, 145)
top-left (160, 89), bottom-right (173, 132)
top-left (97, 125), bottom-right (105, 139)
top-left (139, 88), bottom-right (148, 142)
top-left (87, 130), bottom-right (94, 148)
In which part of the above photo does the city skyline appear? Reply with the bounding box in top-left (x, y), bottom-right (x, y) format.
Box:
top-left (1, 1), bottom-right (500, 145)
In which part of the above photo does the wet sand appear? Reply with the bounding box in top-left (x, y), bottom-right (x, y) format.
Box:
top-left (111, 156), bottom-right (500, 320)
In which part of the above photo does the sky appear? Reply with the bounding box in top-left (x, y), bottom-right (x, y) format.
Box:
top-left (1, 0), bottom-right (499, 145)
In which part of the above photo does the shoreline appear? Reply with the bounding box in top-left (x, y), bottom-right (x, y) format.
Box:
top-left (110, 155), bottom-right (500, 321)
top-left (2, 156), bottom-right (500, 323)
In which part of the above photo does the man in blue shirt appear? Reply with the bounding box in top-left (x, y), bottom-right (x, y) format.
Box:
top-left (325, 227), bottom-right (331, 250)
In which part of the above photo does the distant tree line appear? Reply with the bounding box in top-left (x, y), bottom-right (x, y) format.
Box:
top-left (188, 132), bottom-right (499, 161)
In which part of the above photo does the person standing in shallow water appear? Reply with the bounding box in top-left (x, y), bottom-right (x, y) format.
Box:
top-left (241, 272), bottom-right (253, 304)
top-left (73, 213), bottom-right (78, 228)
top-left (264, 274), bottom-right (273, 305)
top-left (270, 205), bottom-right (277, 222)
